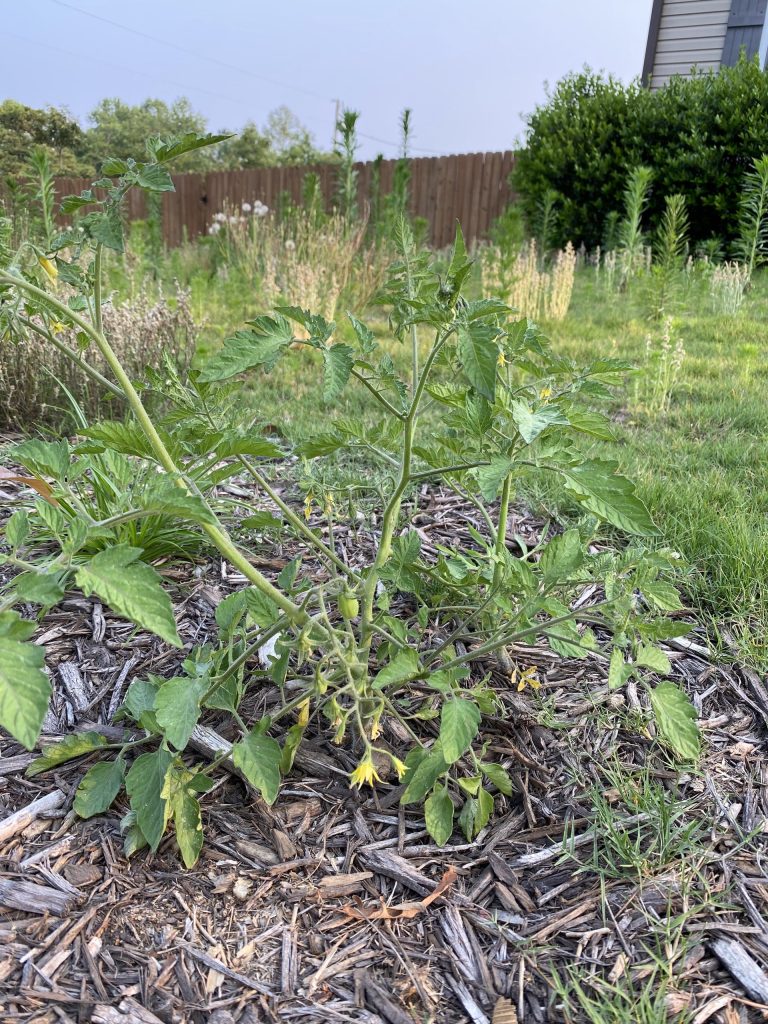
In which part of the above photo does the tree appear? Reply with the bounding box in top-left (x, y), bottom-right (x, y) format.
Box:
top-left (85, 98), bottom-right (213, 172)
top-left (216, 122), bottom-right (273, 169)
top-left (0, 100), bottom-right (87, 179)
top-left (264, 105), bottom-right (321, 165)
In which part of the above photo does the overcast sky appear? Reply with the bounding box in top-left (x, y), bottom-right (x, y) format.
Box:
top-left (4, 0), bottom-right (653, 158)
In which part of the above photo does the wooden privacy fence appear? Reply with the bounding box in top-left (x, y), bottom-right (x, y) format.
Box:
top-left (53, 151), bottom-right (516, 249)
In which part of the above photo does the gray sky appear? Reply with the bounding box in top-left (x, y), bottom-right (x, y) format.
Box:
top-left (4, 0), bottom-right (653, 158)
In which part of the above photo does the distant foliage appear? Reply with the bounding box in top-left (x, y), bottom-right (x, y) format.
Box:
top-left (513, 58), bottom-right (768, 249)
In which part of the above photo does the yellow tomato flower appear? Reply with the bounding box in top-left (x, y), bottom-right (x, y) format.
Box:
top-left (303, 492), bottom-right (313, 521)
top-left (391, 756), bottom-right (407, 780)
top-left (497, 351), bottom-right (506, 367)
top-left (297, 699), bottom-right (310, 727)
top-left (539, 386), bottom-right (552, 400)
top-left (38, 256), bottom-right (58, 282)
top-left (51, 321), bottom-right (67, 334)
top-left (515, 666), bottom-right (541, 692)
top-left (349, 756), bottom-right (382, 789)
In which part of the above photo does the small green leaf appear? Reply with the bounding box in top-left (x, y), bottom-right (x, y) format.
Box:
top-left (4, 510), bottom-right (30, 549)
top-left (538, 529), bottom-right (584, 583)
top-left (154, 676), bottom-right (207, 750)
top-left (475, 787), bottom-right (494, 833)
top-left (475, 457), bottom-right (513, 502)
top-left (120, 809), bottom-right (148, 857)
top-left (457, 322), bottom-right (498, 401)
top-left (322, 344), bottom-right (355, 401)
top-left (649, 681), bottom-right (700, 761)
top-left (14, 571), bottom-right (65, 608)
top-left (347, 313), bottom-right (376, 353)
top-left (636, 644), bottom-right (672, 675)
top-left (82, 209), bottom-right (124, 251)
top-left (147, 131), bottom-right (233, 163)
top-left (215, 590), bottom-right (247, 634)
top-left (75, 545), bottom-right (180, 647)
top-left (608, 648), bottom-right (633, 689)
top-left (232, 729), bottom-right (282, 804)
top-left (244, 588), bottom-right (279, 629)
top-left (125, 748), bottom-right (173, 851)
top-left (0, 637), bottom-right (50, 750)
top-left (27, 732), bottom-right (108, 777)
top-left (424, 787), bottom-right (455, 845)
top-left (122, 676), bottom-right (160, 726)
top-left (136, 164), bottom-right (175, 192)
top-left (480, 762), bottom-right (513, 796)
top-left (74, 759), bottom-right (124, 819)
top-left (162, 766), bottom-right (204, 868)
top-left (511, 400), bottom-right (568, 443)
top-left (440, 698), bottom-right (481, 764)
top-left (11, 438), bottom-right (70, 480)
top-left (198, 317), bottom-right (293, 382)
top-left (641, 580), bottom-right (683, 612)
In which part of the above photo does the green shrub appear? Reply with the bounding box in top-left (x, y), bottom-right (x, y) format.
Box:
top-left (513, 57), bottom-right (768, 249)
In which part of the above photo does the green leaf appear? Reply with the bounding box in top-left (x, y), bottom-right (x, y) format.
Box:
top-left (0, 637), bottom-right (50, 749)
top-left (440, 698), bottom-right (481, 763)
top-left (125, 748), bottom-right (173, 850)
top-left (74, 759), bottom-right (124, 818)
top-left (649, 681), bottom-right (701, 761)
top-left (60, 189), bottom-right (96, 213)
top-left (162, 766), bottom-right (204, 868)
top-left (100, 158), bottom-right (129, 176)
top-left (457, 322), bottom-right (498, 401)
top-left (567, 409), bottom-right (615, 440)
top-left (381, 531), bottom-right (422, 592)
top-left (241, 511), bottom-right (283, 531)
top-left (539, 529), bottom-right (584, 583)
top-left (120, 809), bottom-right (148, 857)
top-left (347, 313), bottom-right (376, 353)
top-left (122, 676), bottom-right (160, 725)
top-left (197, 317), bottom-right (293, 382)
top-left (134, 477), bottom-right (217, 527)
top-left (475, 787), bottom-right (494, 833)
top-left (27, 732), bottom-right (108, 777)
top-left (154, 676), bottom-right (208, 750)
top-left (401, 746), bottom-right (448, 805)
top-left (322, 344), bottom-right (355, 402)
top-left (511, 400), bottom-right (568, 443)
top-left (373, 648), bottom-right (421, 690)
top-left (75, 545), bottom-right (180, 647)
top-left (147, 131), bottom-right (232, 163)
top-left (14, 571), bottom-right (65, 608)
top-left (641, 580), bottom-right (683, 612)
top-left (480, 762), bottom-right (513, 796)
top-left (608, 648), bottom-right (633, 689)
top-left (136, 164), bottom-right (175, 192)
top-left (475, 457), bottom-right (513, 502)
top-left (244, 588), bottom-right (279, 629)
top-left (232, 730), bottom-right (282, 804)
top-left (636, 644), bottom-right (672, 675)
top-left (82, 209), bottom-right (124, 252)
top-left (215, 590), bottom-right (247, 634)
top-left (11, 438), bottom-right (70, 480)
top-left (212, 433), bottom-right (283, 460)
top-left (424, 788), bottom-right (455, 845)
top-left (4, 509), bottom-right (30, 550)
top-left (562, 460), bottom-right (657, 536)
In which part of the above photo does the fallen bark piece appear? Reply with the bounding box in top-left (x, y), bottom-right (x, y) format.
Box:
top-left (358, 971), bottom-right (417, 1024)
top-left (177, 938), bottom-right (274, 995)
top-left (0, 878), bottom-right (75, 916)
top-left (316, 871), bottom-right (374, 898)
top-left (711, 937), bottom-right (768, 1004)
top-left (0, 790), bottom-right (65, 845)
top-left (342, 866), bottom-right (457, 921)
top-left (93, 997), bottom-right (166, 1023)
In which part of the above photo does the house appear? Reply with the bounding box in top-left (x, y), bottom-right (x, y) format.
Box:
top-left (643, 0), bottom-right (768, 88)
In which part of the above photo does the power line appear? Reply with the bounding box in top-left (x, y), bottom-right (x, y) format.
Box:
top-left (46, 0), bottom-right (443, 155)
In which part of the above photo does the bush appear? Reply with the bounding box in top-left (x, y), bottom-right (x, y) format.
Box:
top-left (513, 57), bottom-right (768, 249)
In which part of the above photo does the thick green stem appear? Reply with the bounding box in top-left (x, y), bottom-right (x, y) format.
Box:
top-left (17, 317), bottom-right (125, 400)
top-left (0, 267), bottom-right (307, 626)
top-left (93, 245), bottom-right (104, 337)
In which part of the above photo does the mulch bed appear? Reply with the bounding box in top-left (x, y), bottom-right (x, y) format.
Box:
top-left (2, 475), bottom-right (768, 1023)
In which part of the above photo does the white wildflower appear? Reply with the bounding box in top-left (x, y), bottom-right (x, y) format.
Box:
top-left (285, 238), bottom-right (296, 251)
top-left (208, 222), bottom-right (222, 235)
top-left (241, 201), bottom-right (252, 213)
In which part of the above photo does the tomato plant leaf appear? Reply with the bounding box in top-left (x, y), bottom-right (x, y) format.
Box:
top-left (27, 732), bottom-right (108, 777)
top-left (457, 322), bottom-right (498, 401)
top-left (440, 698), bottom-right (481, 763)
top-left (232, 730), bottom-right (282, 804)
top-left (424, 787), bottom-right (455, 845)
top-left (322, 344), bottom-right (355, 402)
top-left (0, 637), bottom-right (50, 750)
top-left (561, 460), bottom-right (657, 536)
top-left (125, 748), bottom-right (173, 851)
top-left (649, 681), bottom-right (701, 761)
top-left (154, 676), bottom-right (208, 750)
top-left (74, 759), bottom-right (125, 818)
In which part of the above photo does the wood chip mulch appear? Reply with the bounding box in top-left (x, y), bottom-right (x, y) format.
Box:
top-left (1, 480), bottom-right (768, 1023)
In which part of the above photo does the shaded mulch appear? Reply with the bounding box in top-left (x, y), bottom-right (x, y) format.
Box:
top-left (1, 477), bottom-right (768, 1023)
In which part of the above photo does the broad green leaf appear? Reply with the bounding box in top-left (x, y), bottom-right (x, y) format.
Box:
top-left (424, 787), bottom-right (455, 845)
top-left (134, 477), bottom-right (217, 527)
top-left (322, 344), bottom-right (355, 402)
top-left (475, 787), bottom-right (494, 834)
top-left (641, 580), bottom-right (683, 612)
top-left (567, 409), bottom-right (615, 440)
top-left (480, 762), bottom-right (514, 796)
top-left (562, 460), bottom-right (657, 536)
top-left (125, 748), bottom-right (173, 850)
top-left (347, 313), bottom-right (376, 353)
top-left (122, 676), bottom-right (160, 726)
top-left (0, 612), bottom-right (37, 642)
top-left (4, 509), bottom-right (30, 549)
top-left (232, 730), bottom-right (282, 804)
top-left (244, 588), bottom-right (279, 629)
top-left (608, 648), bottom-right (633, 689)
top-left (241, 511), bottom-right (283, 531)
top-left (0, 637), bottom-right (50, 749)
top-left (293, 432), bottom-right (348, 459)
top-left (197, 317), bottom-right (293, 382)
top-left (212, 433), bottom-right (283, 460)
top-left (457, 322), bottom-right (498, 401)
top-left (14, 571), bottom-right (65, 608)
top-left (649, 681), bottom-right (700, 761)
top-left (100, 158), bottom-right (129, 176)
top-left (401, 746), bottom-right (448, 805)
top-left (476, 457), bottom-right (513, 502)
top-left (121, 809), bottom-right (149, 857)
top-left (27, 732), bottom-right (108, 777)
top-left (636, 644), bottom-right (672, 675)
top-left (381, 531), bottom-right (422, 592)
top-left (82, 210), bottom-right (124, 251)
top-left (215, 590), bottom-right (247, 634)
top-left (538, 529), bottom-right (584, 583)
top-left (440, 698), bottom-right (481, 763)
top-left (511, 400), bottom-right (568, 443)
top-left (11, 438), bottom-right (70, 480)
top-left (75, 545), bottom-right (180, 647)
top-left (60, 189), bottom-right (96, 213)
top-left (154, 676), bottom-right (208, 750)
top-left (373, 648), bottom-right (421, 690)
top-left (74, 759), bottom-right (125, 818)
top-left (136, 164), bottom-right (175, 192)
